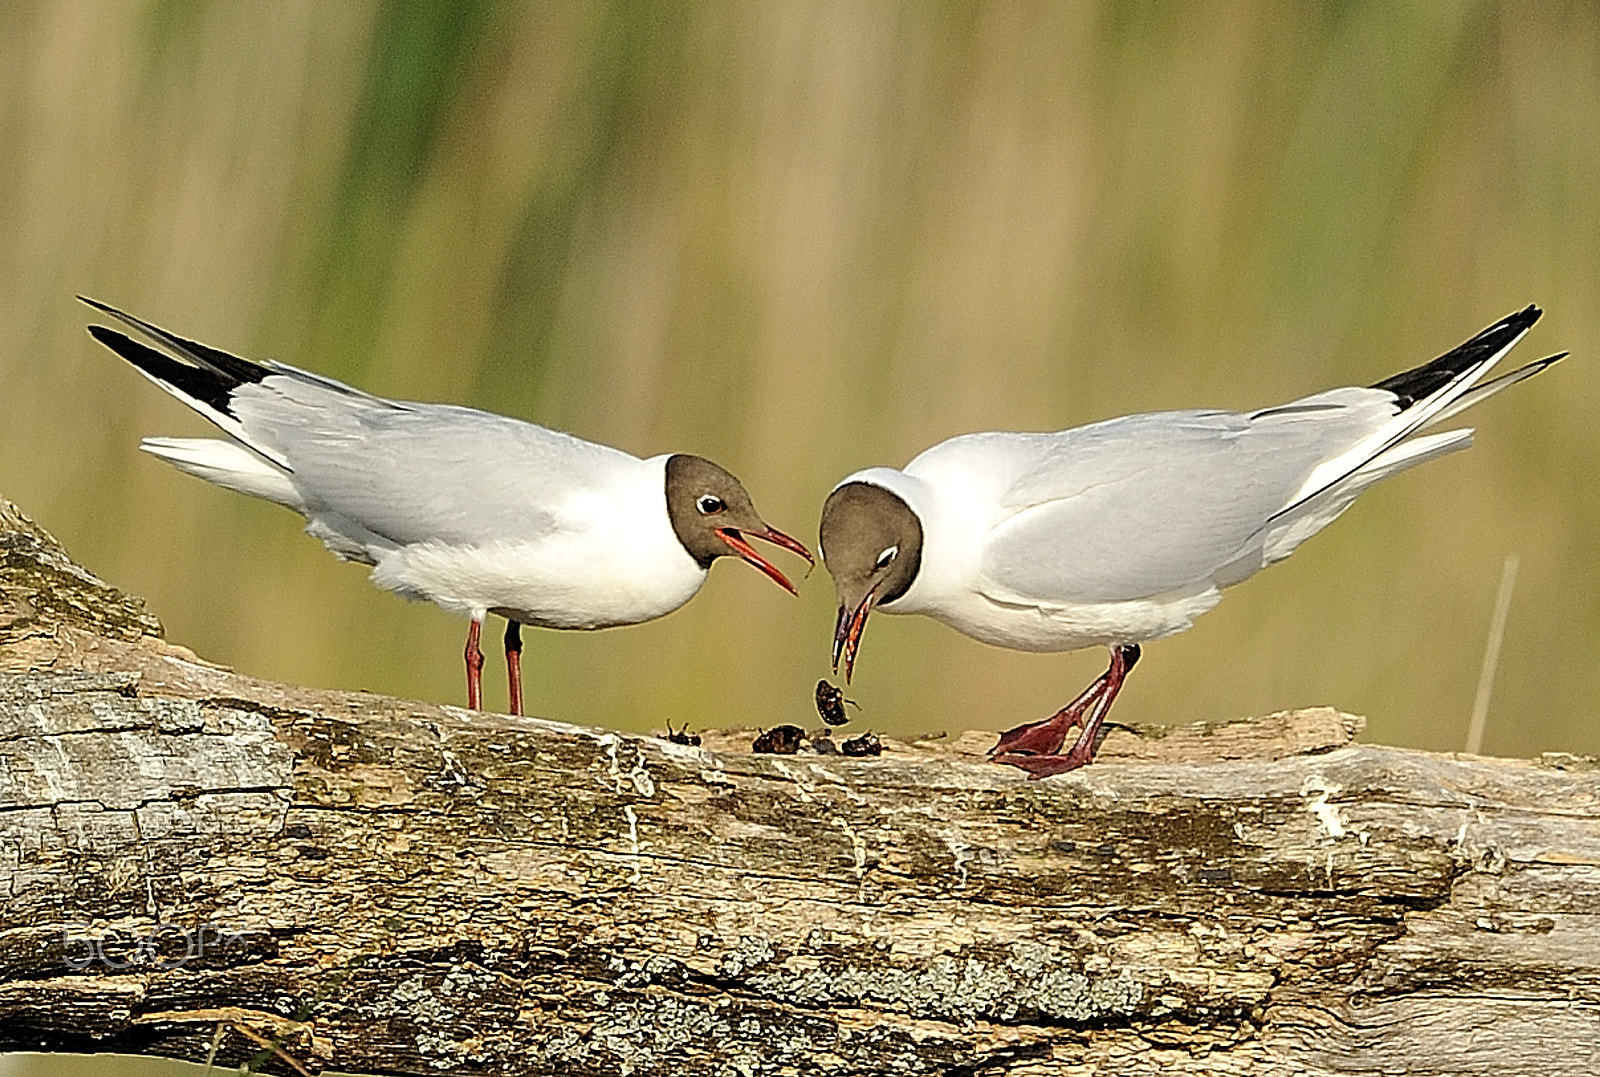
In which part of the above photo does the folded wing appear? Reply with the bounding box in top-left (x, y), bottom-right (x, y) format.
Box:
top-left (85, 299), bottom-right (641, 558)
top-left (971, 395), bottom-right (1398, 605)
top-left (970, 305), bottom-right (1556, 608)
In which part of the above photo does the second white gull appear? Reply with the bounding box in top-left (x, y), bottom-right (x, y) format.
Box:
top-left (819, 307), bottom-right (1563, 777)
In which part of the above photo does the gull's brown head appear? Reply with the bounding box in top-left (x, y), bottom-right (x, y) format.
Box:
top-left (665, 454), bottom-right (812, 592)
top-left (818, 481), bottom-right (923, 680)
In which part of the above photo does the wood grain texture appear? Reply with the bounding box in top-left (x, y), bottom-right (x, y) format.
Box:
top-left (2, 492), bottom-right (1597, 1076)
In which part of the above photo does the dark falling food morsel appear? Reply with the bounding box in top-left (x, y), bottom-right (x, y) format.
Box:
top-left (814, 678), bottom-right (857, 726)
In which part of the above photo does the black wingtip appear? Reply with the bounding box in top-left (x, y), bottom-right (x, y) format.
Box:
top-left (87, 323), bottom-right (240, 418)
top-left (78, 296), bottom-right (272, 387)
top-left (1370, 305), bottom-right (1544, 408)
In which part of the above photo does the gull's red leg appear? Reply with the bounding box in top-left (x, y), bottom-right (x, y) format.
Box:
top-left (504, 620), bottom-right (523, 717)
top-left (991, 668), bottom-right (1111, 757)
top-left (464, 617), bottom-right (486, 710)
top-left (993, 644), bottom-right (1141, 779)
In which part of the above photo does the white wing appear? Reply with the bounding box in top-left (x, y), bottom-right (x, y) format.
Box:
top-left (227, 369), bottom-right (644, 549)
top-left (947, 391), bottom-right (1403, 605)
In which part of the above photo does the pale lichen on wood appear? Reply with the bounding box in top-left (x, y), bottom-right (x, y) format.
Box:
top-left (1, 491), bottom-right (1598, 1076)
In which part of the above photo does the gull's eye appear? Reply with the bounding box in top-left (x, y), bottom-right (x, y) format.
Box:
top-left (874, 545), bottom-right (898, 570)
top-left (697, 494), bottom-right (727, 515)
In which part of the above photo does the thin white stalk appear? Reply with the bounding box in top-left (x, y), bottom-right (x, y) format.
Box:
top-left (1466, 554), bottom-right (1519, 755)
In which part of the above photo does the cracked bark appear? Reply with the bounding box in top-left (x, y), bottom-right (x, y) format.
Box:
top-left (1, 491), bottom-right (1597, 1077)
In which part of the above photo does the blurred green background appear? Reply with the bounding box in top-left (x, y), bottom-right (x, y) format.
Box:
top-left (1, 0), bottom-right (1596, 768)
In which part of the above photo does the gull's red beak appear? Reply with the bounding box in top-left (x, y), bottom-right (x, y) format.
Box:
top-left (716, 525), bottom-right (814, 595)
top-left (831, 586), bottom-right (876, 682)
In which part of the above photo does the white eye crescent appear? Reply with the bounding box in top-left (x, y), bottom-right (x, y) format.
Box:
top-left (697, 495), bottom-right (726, 515)
top-left (874, 545), bottom-right (898, 570)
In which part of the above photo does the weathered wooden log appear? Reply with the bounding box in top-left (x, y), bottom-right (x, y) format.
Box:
top-left (2, 492), bottom-right (1597, 1076)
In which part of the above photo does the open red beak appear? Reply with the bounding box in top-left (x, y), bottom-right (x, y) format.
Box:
top-left (831, 587), bottom-right (876, 682)
top-left (716, 525), bottom-right (814, 595)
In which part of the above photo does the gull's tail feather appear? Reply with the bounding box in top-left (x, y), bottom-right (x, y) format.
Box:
top-left (140, 437), bottom-right (302, 509)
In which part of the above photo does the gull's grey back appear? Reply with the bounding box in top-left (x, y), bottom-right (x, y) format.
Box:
top-left (229, 371), bottom-right (644, 550)
top-left (913, 391), bottom-right (1403, 605)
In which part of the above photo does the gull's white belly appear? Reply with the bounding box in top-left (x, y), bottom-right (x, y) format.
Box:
top-left (896, 584), bottom-right (1223, 653)
top-left (369, 535), bottom-right (707, 630)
